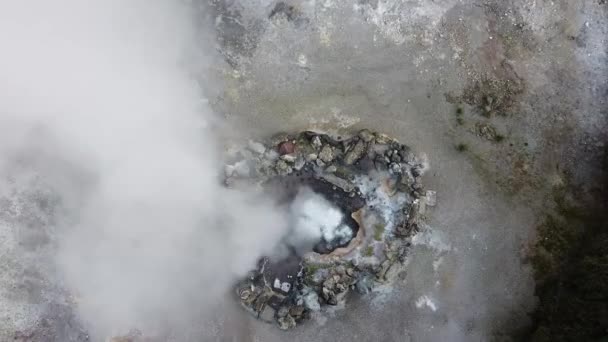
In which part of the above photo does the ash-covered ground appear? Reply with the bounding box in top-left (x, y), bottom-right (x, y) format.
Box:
top-left (0, 0), bottom-right (607, 341)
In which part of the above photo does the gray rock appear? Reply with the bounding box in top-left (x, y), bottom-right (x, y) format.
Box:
top-left (355, 274), bottom-right (374, 294)
top-left (259, 305), bottom-right (276, 323)
top-left (316, 159), bottom-right (326, 168)
top-left (305, 153), bottom-right (318, 161)
top-left (325, 165), bottom-right (337, 173)
top-left (425, 190), bottom-right (437, 206)
top-left (344, 140), bottom-right (367, 165)
top-left (294, 157), bottom-right (306, 171)
top-left (319, 145), bottom-right (334, 163)
top-left (277, 315), bottom-right (296, 330)
top-left (358, 129), bottom-right (374, 142)
top-left (281, 154), bottom-right (297, 163)
top-left (311, 136), bottom-right (322, 149)
top-left (248, 140), bottom-right (266, 154)
top-left (276, 160), bottom-right (293, 176)
top-left (389, 163), bottom-right (402, 174)
top-left (319, 173), bottom-right (355, 192)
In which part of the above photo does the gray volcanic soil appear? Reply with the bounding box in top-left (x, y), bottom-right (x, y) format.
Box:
top-left (206, 0), bottom-right (607, 341)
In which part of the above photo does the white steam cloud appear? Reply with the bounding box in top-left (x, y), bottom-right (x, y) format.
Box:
top-left (287, 188), bottom-right (353, 254)
top-left (0, 0), bottom-right (287, 339)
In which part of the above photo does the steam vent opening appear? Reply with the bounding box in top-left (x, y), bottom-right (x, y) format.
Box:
top-left (223, 129), bottom-right (434, 330)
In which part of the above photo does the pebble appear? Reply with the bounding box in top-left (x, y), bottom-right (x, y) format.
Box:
top-left (311, 136), bottom-right (323, 149)
top-left (281, 154), bottom-right (297, 163)
top-left (247, 140), bottom-right (266, 154)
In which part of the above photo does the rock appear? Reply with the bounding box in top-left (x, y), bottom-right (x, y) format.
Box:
top-left (248, 140), bottom-right (266, 154)
top-left (316, 159), bottom-right (326, 167)
top-left (325, 165), bottom-right (337, 173)
top-left (389, 163), bottom-right (402, 174)
top-left (302, 290), bottom-right (320, 311)
top-left (375, 133), bottom-right (394, 144)
top-left (289, 306), bottom-right (306, 319)
top-left (355, 274), bottom-right (374, 294)
top-left (319, 173), bottom-right (356, 192)
top-left (319, 145), bottom-right (335, 163)
top-left (275, 160), bottom-right (293, 176)
top-left (277, 306), bottom-right (290, 318)
top-left (281, 154), bottom-right (297, 163)
top-left (391, 153), bottom-right (402, 163)
top-left (259, 305), bottom-right (276, 323)
top-left (311, 136), bottom-right (322, 149)
top-left (475, 122), bottom-right (498, 141)
top-left (294, 157), bottom-right (306, 171)
top-left (344, 140), bottom-right (367, 165)
top-left (425, 190), bottom-right (437, 206)
top-left (358, 129), bottom-right (374, 142)
top-left (277, 315), bottom-right (296, 330)
top-left (278, 141), bottom-right (296, 155)
top-left (306, 153), bottom-right (318, 161)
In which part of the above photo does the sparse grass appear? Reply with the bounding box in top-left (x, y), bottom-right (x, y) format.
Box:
top-left (456, 117), bottom-right (465, 125)
top-left (456, 106), bottom-right (463, 115)
top-left (305, 263), bottom-right (328, 275)
top-left (494, 134), bottom-right (505, 143)
top-left (363, 246), bottom-right (374, 257)
top-left (455, 143), bottom-right (468, 152)
top-left (373, 224), bottom-right (385, 241)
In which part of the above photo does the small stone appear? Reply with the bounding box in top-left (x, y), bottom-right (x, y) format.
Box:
top-left (278, 141), bottom-right (296, 155)
top-left (319, 145), bottom-right (334, 163)
top-left (277, 315), bottom-right (296, 330)
top-left (294, 157), bottom-right (306, 171)
top-left (425, 190), bottom-right (437, 206)
top-left (277, 306), bottom-right (290, 318)
top-left (306, 153), bottom-right (318, 161)
top-left (259, 305), bottom-right (276, 323)
top-left (316, 159), bottom-right (326, 167)
top-left (289, 305), bottom-right (306, 319)
top-left (281, 154), bottom-right (297, 163)
top-left (276, 160), bottom-right (293, 176)
top-left (375, 133), bottom-right (394, 144)
top-left (389, 163), bottom-right (402, 174)
top-left (325, 165), bottom-right (337, 173)
top-left (247, 140), bottom-right (266, 154)
top-left (311, 136), bottom-right (322, 149)
top-left (391, 154), bottom-right (402, 163)
top-left (358, 129), bottom-right (374, 142)
top-left (344, 140), bottom-right (367, 165)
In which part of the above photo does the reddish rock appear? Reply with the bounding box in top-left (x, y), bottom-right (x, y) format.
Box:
top-left (278, 141), bottom-right (296, 155)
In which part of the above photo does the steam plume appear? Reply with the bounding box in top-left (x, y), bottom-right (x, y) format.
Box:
top-left (0, 0), bottom-right (286, 338)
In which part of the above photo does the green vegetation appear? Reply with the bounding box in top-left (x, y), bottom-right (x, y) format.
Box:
top-left (494, 134), bottom-right (505, 143)
top-left (363, 246), bottom-right (374, 257)
top-left (456, 117), bottom-right (465, 125)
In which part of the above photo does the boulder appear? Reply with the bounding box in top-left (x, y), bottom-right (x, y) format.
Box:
top-left (344, 140), bottom-right (367, 165)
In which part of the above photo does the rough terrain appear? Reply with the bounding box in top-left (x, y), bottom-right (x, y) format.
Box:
top-left (1, 0), bottom-right (606, 341)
